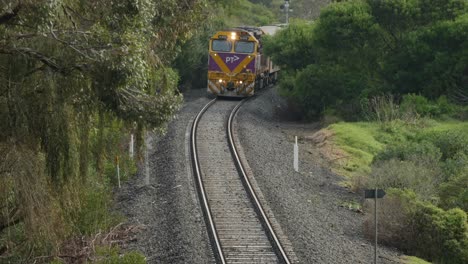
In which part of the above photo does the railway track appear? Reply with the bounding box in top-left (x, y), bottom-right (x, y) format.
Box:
top-left (191, 99), bottom-right (291, 264)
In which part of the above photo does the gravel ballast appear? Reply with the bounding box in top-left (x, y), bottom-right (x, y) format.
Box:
top-left (116, 87), bottom-right (402, 264)
top-left (116, 90), bottom-right (214, 264)
top-left (235, 87), bottom-right (402, 264)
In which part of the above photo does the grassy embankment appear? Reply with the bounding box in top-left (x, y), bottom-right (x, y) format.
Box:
top-left (328, 121), bottom-right (468, 182)
top-left (317, 116), bottom-right (468, 264)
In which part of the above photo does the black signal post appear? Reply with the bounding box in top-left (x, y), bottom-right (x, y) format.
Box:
top-left (364, 188), bottom-right (386, 264)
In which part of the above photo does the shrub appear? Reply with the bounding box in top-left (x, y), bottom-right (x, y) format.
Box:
top-left (363, 189), bottom-right (416, 249)
top-left (400, 94), bottom-right (461, 119)
top-left (373, 140), bottom-right (442, 165)
top-left (418, 130), bottom-right (468, 161)
top-left (412, 204), bottom-right (468, 264)
top-left (72, 181), bottom-right (123, 235)
top-left (364, 189), bottom-right (468, 263)
top-left (370, 159), bottom-right (442, 200)
top-left (439, 170), bottom-right (468, 212)
top-left (363, 94), bottom-right (402, 123)
top-left (441, 152), bottom-right (468, 179)
top-left (400, 94), bottom-right (434, 117)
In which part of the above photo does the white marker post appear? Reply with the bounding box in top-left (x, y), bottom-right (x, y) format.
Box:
top-left (129, 134), bottom-right (134, 158)
top-left (116, 156), bottom-right (121, 188)
top-left (144, 131), bottom-right (150, 186)
top-left (294, 136), bottom-right (299, 172)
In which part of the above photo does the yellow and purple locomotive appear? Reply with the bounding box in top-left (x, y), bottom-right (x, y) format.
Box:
top-left (207, 26), bottom-right (280, 97)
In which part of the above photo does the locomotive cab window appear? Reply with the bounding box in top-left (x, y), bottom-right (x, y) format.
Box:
top-left (212, 40), bottom-right (232, 52)
top-left (234, 41), bottom-right (255, 53)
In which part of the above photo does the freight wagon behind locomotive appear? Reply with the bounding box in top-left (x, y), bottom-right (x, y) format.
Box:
top-left (207, 26), bottom-right (281, 97)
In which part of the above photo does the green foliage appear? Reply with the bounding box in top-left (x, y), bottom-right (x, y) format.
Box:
top-left (327, 111), bottom-right (467, 263)
top-left (96, 247), bottom-right (146, 264)
top-left (399, 94), bottom-right (461, 119)
top-left (439, 169), bottom-right (468, 212)
top-left (402, 255), bottom-right (432, 264)
top-left (263, 20), bottom-right (316, 70)
top-left (371, 128), bottom-right (467, 203)
top-left (412, 203), bottom-right (468, 263)
top-left (225, 0), bottom-right (276, 26)
top-left (0, 0), bottom-right (209, 261)
top-left (49, 259), bottom-right (65, 264)
top-left (72, 181), bottom-right (123, 235)
top-left (371, 158), bottom-right (442, 200)
top-left (327, 122), bottom-right (383, 178)
top-left (374, 141), bottom-right (442, 164)
top-left (289, 0), bottom-right (332, 19)
top-left (265, 0), bottom-right (468, 118)
top-left (369, 189), bottom-right (468, 264)
top-left (416, 130), bottom-right (468, 161)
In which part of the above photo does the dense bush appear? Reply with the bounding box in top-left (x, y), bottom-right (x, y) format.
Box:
top-left (374, 141), bottom-right (442, 165)
top-left (264, 0), bottom-right (468, 118)
top-left (365, 189), bottom-right (468, 264)
top-left (371, 159), bottom-right (442, 200)
top-left (439, 170), bottom-right (468, 212)
top-left (417, 130), bottom-right (468, 161)
top-left (372, 128), bottom-right (468, 206)
top-left (412, 203), bottom-right (468, 264)
top-left (400, 94), bottom-right (462, 119)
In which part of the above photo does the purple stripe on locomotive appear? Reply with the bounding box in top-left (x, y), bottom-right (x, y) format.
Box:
top-left (208, 53), bottom-right (256, 73)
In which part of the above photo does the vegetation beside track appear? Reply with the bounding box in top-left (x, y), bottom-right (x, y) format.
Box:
top-left (0, 0), bottom-right (332, 262)
top-left (0, 0), bottom-right (230, 263)
top-left (316, 98), bottom-right (467, 263)
top-left (264, 0), bottom-right (468, 119)
top-left (261, 0), bottom-right (468, 263)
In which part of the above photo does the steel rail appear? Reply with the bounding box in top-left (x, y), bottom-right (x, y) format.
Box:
top-left (227, 100), bottom-right (292, 264)
top-left (190, 98), bottom-right (226, 264)
top-left (191, 98), bottom-right (291, 264)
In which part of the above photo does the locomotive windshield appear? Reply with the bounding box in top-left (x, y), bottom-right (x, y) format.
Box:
top-left (234, 41), bottom-right (255, 53)
top-left (212, 40), bottom-right (232, 52)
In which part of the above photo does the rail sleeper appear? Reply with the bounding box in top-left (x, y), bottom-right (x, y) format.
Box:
top-left (195, 100), bottom-right (280, 263)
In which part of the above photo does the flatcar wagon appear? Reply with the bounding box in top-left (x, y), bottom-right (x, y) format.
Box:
top-left (207, 26), bottom-right (281, 97)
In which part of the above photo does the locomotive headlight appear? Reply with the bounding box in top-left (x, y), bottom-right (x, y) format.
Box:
top-left (231, 32), bottom-right (236, 40)
top-left (239, 81), bottom-right (243, 84)
top-left (218, 79), bottom-right (223, 83)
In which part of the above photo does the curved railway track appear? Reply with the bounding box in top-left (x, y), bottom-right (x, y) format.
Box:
top-left (191, 99), bottom-right (291, 264)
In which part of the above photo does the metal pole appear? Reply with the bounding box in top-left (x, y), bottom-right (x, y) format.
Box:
top-left (374, 187), bottom-right (378, 264)
top-left (285, 1), bottom-right (290, 24)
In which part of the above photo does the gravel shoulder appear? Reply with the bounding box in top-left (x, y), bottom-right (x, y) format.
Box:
top-left (235, 87), bottom-right (403, 264)
top-left (115, 90), bottom-right (214, 264)
top-left (115, 86), bottom-right (402, 264)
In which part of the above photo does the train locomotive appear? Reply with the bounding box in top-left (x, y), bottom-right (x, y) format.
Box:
top-left (207, 26), bottom-right (281, 97)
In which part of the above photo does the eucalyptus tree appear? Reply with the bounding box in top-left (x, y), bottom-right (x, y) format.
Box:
top-left (0, 0), bottom-right (214, 257)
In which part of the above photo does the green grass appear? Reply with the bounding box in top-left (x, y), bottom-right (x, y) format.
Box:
top-left (327, 120), bottom-right (468, 180)
top-left (422, 120), bottom-right (468, 133)
top-left (95, 246), bottom-right (146, 264)
top-left (402, 256), bottom-right (432, 264)
top-left (328, 122), bottom-right (384, 178)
